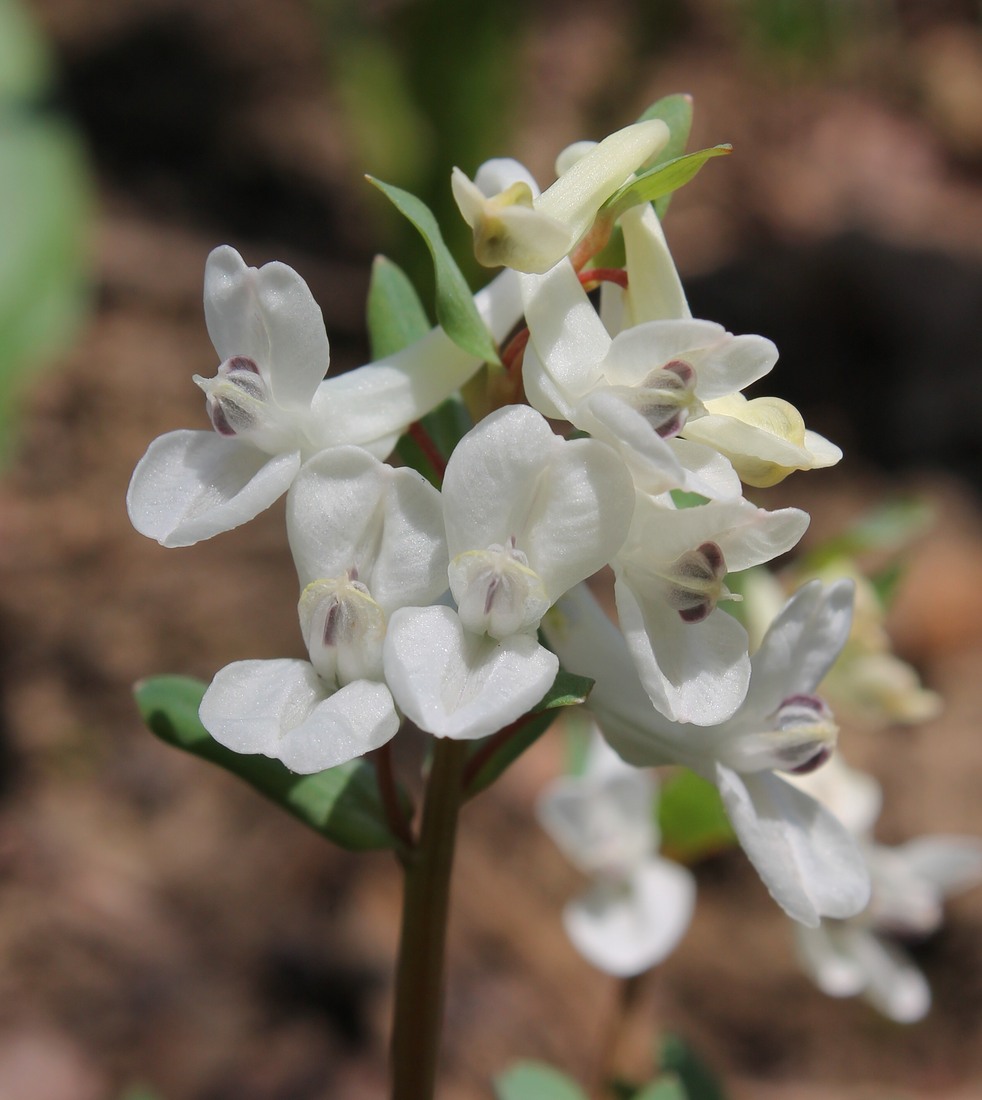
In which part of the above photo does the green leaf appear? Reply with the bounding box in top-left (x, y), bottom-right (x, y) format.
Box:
top-left (367, 176), bottom-right (500, 365)
top-left (134, 675), bottom-right (400, 852)
top-left (602, 146), bottom-right (732, 222)
top-left (494, 1061), bottom-right (588, 1100)
top-left (657, 768), bottom-right (736, 862)
top-left (366, 254), bottom-right (431, 359)
top-left (540, 669), bottom-right (595, 710)
top-left (0, 0), bottom-right (92, 463)
top-left (659, 1034), bottom-right (726, 1100)
top-left (464, 669), bottom-right (593, 799)
top-left (635, 1074), bottom-right (688, 1100)
top-left (635, 93), bottom-right (694, 217)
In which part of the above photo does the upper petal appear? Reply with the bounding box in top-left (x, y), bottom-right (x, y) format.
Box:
top-left (286, 446), bottom-right (448, 612)
top-left (442, 405), bottom-right (634, 602)
top-left (204, 245), bottom-right (330, 408)
top-left (741, 579), bottom-right (855, 722)
top-left (126, 429), bottom-right (301, 547)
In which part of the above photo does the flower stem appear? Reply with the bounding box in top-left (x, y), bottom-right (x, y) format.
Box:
top-left (390, 738), bottom-right (468, 1100)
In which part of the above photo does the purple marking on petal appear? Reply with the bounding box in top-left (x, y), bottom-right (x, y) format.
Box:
top-left (678, 601), bottom-right (712, 624)
top-left (697, 541), bottom-right (725, 576)
top-left (322, 598), bottom-right (342, 647)
top-left (788, 745), bottom-right (833, 775)
top-left (209, 403), bottom-right (237, 437)
top-left (778, 694), bottom-right (833, 721)
top-left (662, 359), bottom-right (695, 385)
top-left (656, 409), bottom-right (686, 439)
top-left (484, 574), bottom-right (500, 615)
top-left (222, 355), bottom-right (261, 375)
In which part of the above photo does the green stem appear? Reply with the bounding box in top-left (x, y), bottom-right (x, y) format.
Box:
top-left (390, 738), bottom-right (468, 1100)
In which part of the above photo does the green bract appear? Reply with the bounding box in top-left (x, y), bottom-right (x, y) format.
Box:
top-left (600, 145), bottom-right (732, 224)
top-left (368, 176), bottom-right (502, 364)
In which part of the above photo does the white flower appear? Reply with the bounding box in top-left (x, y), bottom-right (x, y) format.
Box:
top-left (198, 447), bottom-right (447, 773)
top-left (794, 835), bottom-right (982, 1021)
top-left (521, 215), bottom-right (839, 493)
top-left (127, 246), bottom-right (522, 547)
top-left (521, 258), bottom-right (761, 499)
top-left (680, 393), bottom-right (842, 488)
top-left (452, 119), bottom-right (669, 274)
top-left (543, 579), bottom-right (871, 926)
top-left (613, 494), bottom-right (810, 725)
top-left (791, 758), bottom-right (982, 1021)
top-left (383, 405), bottom-right (635, 740)
top-left (538, 728), bottom-right (694, 976)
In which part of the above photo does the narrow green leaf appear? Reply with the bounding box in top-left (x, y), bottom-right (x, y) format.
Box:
top-left (635, 1074), bottom-right (688, 1100)
top-left (637, 94), bottom-right (693, 166)
top-left (659, 1034), bottom-right (726, 1100)
top-left (366, 254), bottom-right (430, 359)
top-left (657, 768), bottom-right (736, 862)
top-left (602, 146), bottom-right (732, 222)
top-left (464, 669), bottom-right (593, 798)
top-left (635, 94), bottom-right (695, 216)
top-left (494, 1061), bottom-right (588, 1100)
top-left (367, 176), bottom-right (500, 364)
top-left (134, 675), bottom-right (399, 852)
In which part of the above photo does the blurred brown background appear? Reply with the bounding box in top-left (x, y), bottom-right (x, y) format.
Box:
top-left (2, 1), bottom-right (982, 1097)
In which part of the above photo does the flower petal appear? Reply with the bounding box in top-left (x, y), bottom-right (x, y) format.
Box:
top-left (442, 405), bottom-right (634, 602)
top-left (383, 606), bottom-right (558, 740)
top-left (794, 923), bottom-right (869, 997)
top-left (126, 429), bottom-right (301, 547)
top-left (286, 447), bottom-right (447, 612)
top-left (563, 859), bottom-right (695, 977)
top-left (621, 203), bottom-right (691, 324)
top-left (715, 764), bottom-right (871, 926)
top-left (204, 245), bottom-right (330, 408)
top-left (615, 573), bottom-right (751, 726)
top-left (521, 262), bottom-right (611, 402)
top-left (893, 836), bottom-right (982, 897)
top-left (199, 658), bottom-right (399, 772)
top-left (742, 579), bottom-right (855, 722)
top-left (307, 268), bottom-right (523, 451)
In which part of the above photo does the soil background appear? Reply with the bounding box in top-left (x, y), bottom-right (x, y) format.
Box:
top-left (3, 1), bottom-right (982, 1098)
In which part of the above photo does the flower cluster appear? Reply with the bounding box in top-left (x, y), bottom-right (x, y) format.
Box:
top-left (127, 104), bottom-right (868, 928)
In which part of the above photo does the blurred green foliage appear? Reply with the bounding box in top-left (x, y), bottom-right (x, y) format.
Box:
top-left (311, 0), bottom-right (524, 297)
top-left (0, 0), bottom-right (91, 464)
